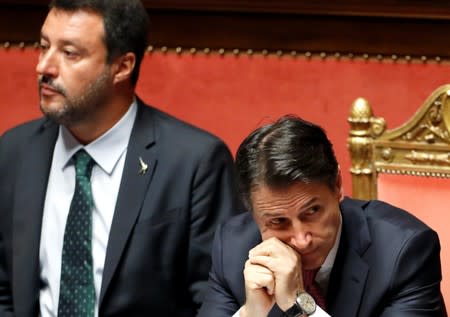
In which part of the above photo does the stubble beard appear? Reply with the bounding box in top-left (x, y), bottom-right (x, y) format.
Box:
top-left (39, 68), bottom-right (112, 127)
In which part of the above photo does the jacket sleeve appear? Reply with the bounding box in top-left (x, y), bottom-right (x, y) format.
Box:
top-left (197, 223), bottom-right (241, 317)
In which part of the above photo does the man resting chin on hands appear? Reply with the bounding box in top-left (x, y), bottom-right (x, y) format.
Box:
top-left (198, 116), bottom-right (446, 317)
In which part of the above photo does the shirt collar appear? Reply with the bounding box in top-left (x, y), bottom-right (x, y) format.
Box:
top-left (56, 99), bottom-right (137, 174)
top-left (317, 211), bottom-right (342, 278)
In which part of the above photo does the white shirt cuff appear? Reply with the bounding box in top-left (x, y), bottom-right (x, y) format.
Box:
top-left (233, 305), bottom-right (331, 317)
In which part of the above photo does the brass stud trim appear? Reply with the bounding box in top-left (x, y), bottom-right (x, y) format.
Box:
top-left (377, 168), bottom-right (450, 178)
top-left (0, 42), bottom-right (448, 64)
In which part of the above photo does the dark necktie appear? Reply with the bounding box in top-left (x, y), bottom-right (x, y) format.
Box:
top-left (303, 268), bottom-right (327, 311)
top-left (58, 150), bottom-right (96, 317)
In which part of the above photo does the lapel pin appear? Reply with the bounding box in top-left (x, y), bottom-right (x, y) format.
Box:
top-left (139, 157), bottom-right (148, 175)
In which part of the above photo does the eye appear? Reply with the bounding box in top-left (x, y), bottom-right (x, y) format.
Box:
top-left (39, 42), bottom-right (49, 52)
top-left (61, 46), bottom-right (81, 60)
top-left (267, 217), bottom-right (288, 229)
top-left (63, 49), bottom-right (78, 58)
top-left (304, 205), bottom-right (321, 217)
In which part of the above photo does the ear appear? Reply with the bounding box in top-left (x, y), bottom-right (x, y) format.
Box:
top-left (111, 52), bottom-right (136, 85)
top-left (335, 166), bottom-right (344, 201)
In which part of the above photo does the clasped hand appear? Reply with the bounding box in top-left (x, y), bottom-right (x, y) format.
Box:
top-left (241, 237), bottom-right (304, 317)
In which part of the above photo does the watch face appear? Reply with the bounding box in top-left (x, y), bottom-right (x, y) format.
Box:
top-left (297, 292), bottom-right (316, 315)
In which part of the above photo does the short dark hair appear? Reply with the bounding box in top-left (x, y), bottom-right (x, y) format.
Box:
top-left (235, 115), bottom-right (339, 210)
top-left (49, 0), bottom-right (149, 85)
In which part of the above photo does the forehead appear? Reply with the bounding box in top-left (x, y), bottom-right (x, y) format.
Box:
top-left (251, 182), bottom-right (332, 213)
top-left (41, 8), bottom-right (105, 46)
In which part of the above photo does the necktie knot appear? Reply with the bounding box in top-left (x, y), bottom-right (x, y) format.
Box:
top-left (73, 150), bottom-right (94, 178)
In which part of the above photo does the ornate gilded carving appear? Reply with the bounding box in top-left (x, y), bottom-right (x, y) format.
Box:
top-left (400, 94), bottom-right (450, 144)
top-left (376, 167), bottom-right (450, 178)
top-left (349, 98), bottom-right (372, 122)
top-left (380, 147), bottom-right (393, 162)
top-left (347, 98), bottom-right (382, 199)
top-left (371, 117), bottom-right (386, 137)
top-left (348, 84), bottom-right (450, 200)
top-left (405, 150), bottom-right (450, 166)
top-left (348, 98), bottom-right (374, 175)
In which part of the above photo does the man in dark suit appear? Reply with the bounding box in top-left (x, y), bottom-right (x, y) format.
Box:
top-left (0, 0), bottom-right (240, 316)
top-left (198, 116), bottom-right (447, 317)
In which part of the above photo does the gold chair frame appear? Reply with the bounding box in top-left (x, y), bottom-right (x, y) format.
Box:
top-left (348, 84), bottom-right (450, 200)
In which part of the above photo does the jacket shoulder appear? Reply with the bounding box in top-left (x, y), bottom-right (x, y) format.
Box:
top-left (1, 117), bottom-right (47, 140)
top-left (0, 118), bottom-right (49, 156)
top-left (360, 199), bottom-right (434, 232)
top-left (139, 102), bottom-right (226, 145)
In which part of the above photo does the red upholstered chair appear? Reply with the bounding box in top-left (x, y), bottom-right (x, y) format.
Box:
top-left (347, 84), bottom-right (450, 307)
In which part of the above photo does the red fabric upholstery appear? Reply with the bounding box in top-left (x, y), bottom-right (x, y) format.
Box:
top-left (378, 173), bottom-right (450, 305)
top-left (2, 48), bottom-right (450, 194)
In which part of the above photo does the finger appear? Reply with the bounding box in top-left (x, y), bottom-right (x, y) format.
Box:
top-left (244, 262), bottom-right (275, 293)
top-left (249, 237), bottom-right (295, 259)
top-left (244, 261), bottom-right (273, 281)
top-left (249, 255), bottom-right (278, 271)
top-left (249, 245), bottom-right (272, 257)
top-left (265, 279), bottom-right (275, 296)
top-left (245, 273), bottom-right (274, 293)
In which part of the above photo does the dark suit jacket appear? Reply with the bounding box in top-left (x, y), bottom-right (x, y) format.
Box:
top-left (0, 100), bottom-right (241, 317)
top-left (198, 198), bottom-right (447, 317)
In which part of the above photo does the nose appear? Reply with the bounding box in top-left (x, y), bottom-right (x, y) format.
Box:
top-left (288, 222), bottom-right (312, 252)
top-left (36, 48), bottom-right (58, 78)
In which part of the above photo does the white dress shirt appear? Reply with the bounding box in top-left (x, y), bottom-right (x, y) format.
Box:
top-left (233, 214), bottom-right (342, 317)
top-left (39, 101), bottom-right (137, 317)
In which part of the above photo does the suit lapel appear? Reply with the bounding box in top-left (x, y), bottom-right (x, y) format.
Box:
top-left (327, 199), bottom-right (370, 317)
top-left (99, 102), bottom-right (157, 304)
top-left (327, 245), bottom-right (369, 317)
top-left (12, 120), bottom-right (58, 315)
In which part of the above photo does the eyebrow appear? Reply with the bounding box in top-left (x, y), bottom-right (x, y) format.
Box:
top-left (299, 197), bottom-right (319, 212)
top-left (40, 31), bottom-right (83, 48)
top-left (260, 196), bottom-right (320, 218)
top-left (261, 211), bottom-right (286, 218)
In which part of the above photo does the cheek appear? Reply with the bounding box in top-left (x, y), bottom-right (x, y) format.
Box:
top-left (259, 226), bottom-right (276, 240)
top-left (62, 64), bottom-right (101, 90)
top-left (260, 231), bottom-right (273, 241)
top-left (312, 212), bottom-right (340, 245)
top-left (64, 76), bottom-right (96, 99)
top-left (57, 69), bottom-right (78, 92)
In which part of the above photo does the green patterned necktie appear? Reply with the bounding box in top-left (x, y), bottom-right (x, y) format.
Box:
top-left (58, 150), bottom-right (96, 317)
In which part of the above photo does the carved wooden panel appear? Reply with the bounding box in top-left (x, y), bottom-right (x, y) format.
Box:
top-left (1, 0), bottom-right (450, 59)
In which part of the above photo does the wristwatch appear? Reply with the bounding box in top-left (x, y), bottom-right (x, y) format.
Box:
top-left (284, 291), bottom-right (316, 317)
